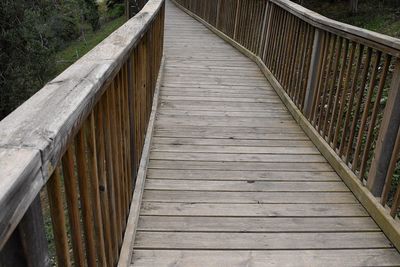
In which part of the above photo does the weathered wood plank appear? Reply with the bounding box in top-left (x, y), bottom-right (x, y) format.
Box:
top-left (134, 232), bottom-right (391, 249)
top-left (151, 144), bottom-right (319, 154)
top-left (149, 152), bottom-right (326, 163)
top-left (151, 137), bottom-right (313, 147)
top-left (142, 191), bottom-right (357, 203)
top-left (140, 202), bottom-right (368, 217)
top-left (149, 160), bottom-right (333, 171)
top-left (146, 169), bottom-right (340, 181)
top-left (138, 216), bottom-right (378, 232)
top-left (131, 249), bottom-right (400, 267)
top-left (145, 179), bottom-right (349, 192)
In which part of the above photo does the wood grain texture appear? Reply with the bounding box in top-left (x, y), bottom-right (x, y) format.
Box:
top-left (131, 249), bottom-right (400, 267)
top-left (128, 1), bottom-right (400, 266)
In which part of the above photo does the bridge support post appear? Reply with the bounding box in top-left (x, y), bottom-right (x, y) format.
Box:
top-left (367, 59), bottom-right (400, 196)
top-left (303, 28), bottom-right (324, 119)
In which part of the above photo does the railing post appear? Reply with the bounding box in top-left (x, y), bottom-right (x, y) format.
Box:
top-left (257, 0), bottom-right (270, 58)
top-left (216, 0), bottom-right (221, 28)
top-left (0, 196), bottom-right (50, 267)
top-left (261, 2), bottom-right (274, 62)
top-left (303, 28), bottom-right (324, 118)
top-left (367, 58), bottom-right (400, 196)
top-left (233, 0), bottom-right (240, 40)
top-left (128, 54), bottom-right (137, 184)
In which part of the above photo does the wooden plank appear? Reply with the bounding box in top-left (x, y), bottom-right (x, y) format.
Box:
top-left (149, 152), bottom-right (326, 163)
top-left (146, 169), bottom-right (340, 181)
top-left (138, 216), bottom-right (377, 232)
top-left (155, 116), bottom-right (297, 127)
top-left (140, 202), bottom-right (367, 217)
top-left (149, 160), bottom-right (333, 171)
top-left (151, 144), bottom-right (319, 154)
top-left (142, 190), bottom-right (357, 203)
top-left (144, 179), bottom-right (349, 192)
top-left (131, 249), bottom-right (400, 267)
top-left (160, 96), bottom-right (281, 103)
top-left (151, 137), bottom-right (313, 147)
top-left (134, 232), bottom-right (391, 249)
top-left (154, 129), bottom-right (309, 140)
top-left (155, 125), bottom-right (305, 135)
top-left (157, 110), bottom-right (291, 118)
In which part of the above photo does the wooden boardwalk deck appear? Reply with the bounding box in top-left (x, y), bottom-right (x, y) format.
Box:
top-left (130, 1), bottom-right (400, 266)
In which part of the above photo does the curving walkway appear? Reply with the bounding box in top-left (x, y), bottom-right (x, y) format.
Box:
top-left (129, 1), bottom-right (400, 266)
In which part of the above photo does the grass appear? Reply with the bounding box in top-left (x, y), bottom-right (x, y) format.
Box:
top-left (55, 16), bottom-right (125, 74)
top-left (303, 0), bottom-right (400, 38)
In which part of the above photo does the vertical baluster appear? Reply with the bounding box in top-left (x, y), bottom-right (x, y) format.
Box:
top-left (358, 54), bottom-right (391, 180)
top-left (282, 15), bottom-right (296, 89)
top-left (265, 6), bottom-right (279, 68)
top-left (333, 41), bottom-right (356, 149)
top-left (310, 32), bottom-right (329, 125)
top-left (61, 147), bottom-right (85, 266)
top-left (298, 25), bottom-right (314, 108)
top-left (109, 80), bottom-right (124, 245)
top-left (303, 29), bottom-right (324, 119)
top-left (95, 102), bottom-right (114, 265)
top-left (293, 23), bottom-right (309, 104)
top-left (345, 48), bottom-right (372, 164)
top-left (75, 128), bottom-right (97, 266)
top-left (322, 37), bottom-right (342, 137)
top-left (277, 13), bottom-right (291, 83)
top-left (287, 19), bottom-right (302, 98)
top-left (262, 2), bottom-right (274, 63)
top-left (273, 10), bottom-right (287, 76)
top-left (352, 51), bottom-right (382, 173)
top-left (317, 35), bottom-right (336, 132)
top-left (327, 38), bottom-right (349, 144)
top-left (86, 112), bottom-right (107, 266)
top-left (47, 167), bottom-right (71, 267)
top-left (339, 44), bottom-right (364, 157)
top-left (115, 71), bottom-right (127, 228)
top-left (233, 0), bottom-right (240, 40)
top-left (103, 89), bottom-right (120, 263)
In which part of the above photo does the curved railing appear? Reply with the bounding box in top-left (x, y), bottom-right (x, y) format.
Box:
top-left (0, 0), bottom-right (164, 265)
top-left (173, 0), bottom-right (400, 249)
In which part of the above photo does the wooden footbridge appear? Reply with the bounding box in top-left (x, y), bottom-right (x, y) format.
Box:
top-left (2, 0), bottom-right (400, 266)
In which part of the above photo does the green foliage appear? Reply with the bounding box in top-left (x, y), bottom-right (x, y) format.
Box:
top-left (0, 0), bottom-right (117, 120)
top-left (302, 0), bottom-right (400, 38)
top-left (84, 0), bottom-right (100, 31)
top-left (55, 16), bottom-right (125, 74)
top-left (0, 0), bottom-right (57, 119)
top-left (108, 4), bottom-right (125, 19)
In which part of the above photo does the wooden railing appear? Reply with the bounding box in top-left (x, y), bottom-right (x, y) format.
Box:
top-left (0, 0), bottom-right (164, 265)
top-left (173, 0), bottom-right (400, 248)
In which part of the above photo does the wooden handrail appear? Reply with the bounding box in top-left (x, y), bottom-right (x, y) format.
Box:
top-left (0, 0), bottom-right (165, 265)
top-left (173, 0), bottom-right (400, 250)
